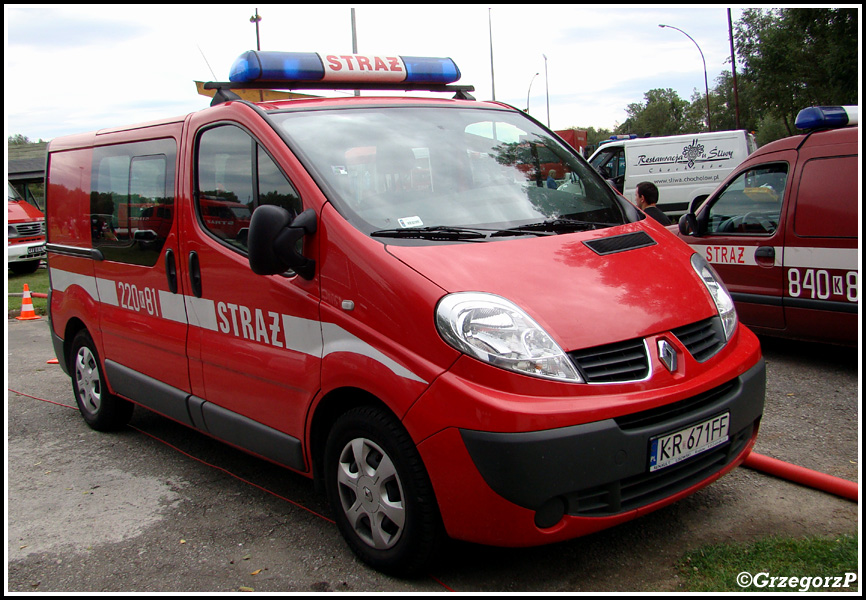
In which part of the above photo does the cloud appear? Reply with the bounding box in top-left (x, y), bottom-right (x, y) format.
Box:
top-left (6, 6), bottom-right (146, 48)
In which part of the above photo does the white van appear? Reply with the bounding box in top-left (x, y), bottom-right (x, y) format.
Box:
top-left (588, 131), bottom-right (757, 217)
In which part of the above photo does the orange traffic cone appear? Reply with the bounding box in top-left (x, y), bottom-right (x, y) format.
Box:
top-left (16, 284), bottom-right (42, 321)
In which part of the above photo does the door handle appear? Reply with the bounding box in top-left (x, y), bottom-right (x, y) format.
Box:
top-left (188, 251), bottom-right (202, 298)
top-left (165, 249), bottom-right (178, 293)
top-left (754, 246), bottom-right (775, 267)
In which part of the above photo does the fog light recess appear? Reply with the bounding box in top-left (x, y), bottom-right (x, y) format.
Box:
top-left (535, 497), bottom-right (567, 529)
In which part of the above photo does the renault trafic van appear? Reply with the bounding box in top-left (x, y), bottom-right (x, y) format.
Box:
top-left (589, 130), bottom-right (757, 217)
top-left (46, 51), bottom-right (765, 575)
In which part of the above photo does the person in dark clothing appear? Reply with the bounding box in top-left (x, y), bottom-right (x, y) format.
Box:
top-left (635, 181), bottom-right (671, 225)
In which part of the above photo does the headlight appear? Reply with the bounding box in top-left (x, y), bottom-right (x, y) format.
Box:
top-left (436, 292), bottom-right (582, 382)
top-left (691, 254), bottom-right (737, 340)
top-left (9, 225), bottom-right (19, 238)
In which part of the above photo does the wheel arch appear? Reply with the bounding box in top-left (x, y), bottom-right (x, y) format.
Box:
top-left (308, 387), bottom-right (394, 492)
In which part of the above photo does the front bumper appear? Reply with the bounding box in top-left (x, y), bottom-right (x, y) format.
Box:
top-left (414, 357), bottom-right (765, 547)
top-left (8, 240), bottom-right (47, 263)
top-left (462, 358), bottom-right (764, 525)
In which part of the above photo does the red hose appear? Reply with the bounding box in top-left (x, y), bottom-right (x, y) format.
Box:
top-left (743, 451), bottom-right (858, 502)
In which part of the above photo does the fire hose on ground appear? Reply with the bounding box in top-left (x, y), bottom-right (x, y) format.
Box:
top-left (743, 451), bottom-right (858, 502)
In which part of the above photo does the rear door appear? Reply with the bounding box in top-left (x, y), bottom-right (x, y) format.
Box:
top-left (688, 152), bottom-right (797, 331)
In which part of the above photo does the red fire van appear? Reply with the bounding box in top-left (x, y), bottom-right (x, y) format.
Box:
top-left (46, 51), bottom-right (765, 575)
top-left (675, 106), bottom-right (858, 346)
top-left (8, 181), bottom-right (47, 274)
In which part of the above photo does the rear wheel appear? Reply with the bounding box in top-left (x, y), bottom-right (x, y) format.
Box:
top-left (70, 330), bottom-right (133, 431)
top-left (324, 406), bottom-right (443, 576)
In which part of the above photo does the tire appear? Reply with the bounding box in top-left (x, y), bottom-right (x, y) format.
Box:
top-left (70, 330), bottom-right (134, 431)
top-left (324, 406), bottom-right (444, 576)
top-left (9, 260), bottom-right (41, 275)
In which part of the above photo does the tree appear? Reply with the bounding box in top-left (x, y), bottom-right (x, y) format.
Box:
top-left (702, 71), bottom-right (761, 134)
top-left (8, 134), bottom-right (31, 145)
top-left (735, 8), bottom-right (858, 135)
top-left (616, 88), bottom-right (701, 137)
top-left (572, 126), bottom-right (614, 154)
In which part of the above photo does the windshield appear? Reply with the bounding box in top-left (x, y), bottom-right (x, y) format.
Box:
top-left (271, 106), bottom-right (627, 241)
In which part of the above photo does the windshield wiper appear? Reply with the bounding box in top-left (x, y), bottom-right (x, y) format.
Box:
top-left (371, 226), bottom-right (488, 241)
top-left (492, 218), bottom-right (618, 236)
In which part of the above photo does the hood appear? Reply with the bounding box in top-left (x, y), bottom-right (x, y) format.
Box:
top-left (387, 222), bottom-right (717, 351)
top-left (8, 199), bottom-right (45, 223)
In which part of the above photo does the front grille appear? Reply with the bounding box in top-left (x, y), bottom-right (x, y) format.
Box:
top-left (672, 317), bottom-right (726, 362)
top-left (13, 222), bottom-right (44, 237)
top-left (614, 380), bottom-right (737, 431)
top-left (569, 338), bottom-right (650, 383)
top-left (569, 422), bottom-right (754, 516)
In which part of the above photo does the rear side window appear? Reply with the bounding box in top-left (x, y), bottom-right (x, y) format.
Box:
top-left (195, 124), bottom-right (302, 252)
top-left (91, 139), bottom-right (177, 265)
top-left (793, 155), bottom-right (857, 238)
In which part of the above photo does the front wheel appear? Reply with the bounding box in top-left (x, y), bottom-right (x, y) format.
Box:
top-left (70, 330), bottom-right (133, 431)
top-left (9, 259), bottom-right (41, 275)
top-left (324, 406), bottom-right (443, 576)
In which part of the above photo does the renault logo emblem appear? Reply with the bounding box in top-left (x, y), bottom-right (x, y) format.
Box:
top-left (658, 340), bottom-right (678, 373)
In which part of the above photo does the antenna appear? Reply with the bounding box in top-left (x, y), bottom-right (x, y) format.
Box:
top-left (197, 44), bottom-right (217, 80)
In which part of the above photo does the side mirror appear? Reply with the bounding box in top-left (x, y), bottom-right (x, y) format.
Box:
top-left (689, 196), bottom-right (706, 214)
top-left (248, 205), bottom-right (317, 279)
top-left (678, 213), bottom-right (699, 236)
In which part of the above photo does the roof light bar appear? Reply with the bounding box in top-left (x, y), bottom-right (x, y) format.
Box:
top-left (229, 51), bottom-right (461, 85)
top-left (795, 106), bottom-right (859, 130)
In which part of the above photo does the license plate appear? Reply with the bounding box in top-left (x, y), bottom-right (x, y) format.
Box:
top-left (27, 244), bottom-right (46, 256)
top-left (649, 412), bottom-right (730, 472)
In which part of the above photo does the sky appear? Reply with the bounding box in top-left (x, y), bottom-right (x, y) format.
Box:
top-left (5, 5), bottom-right (750, 142)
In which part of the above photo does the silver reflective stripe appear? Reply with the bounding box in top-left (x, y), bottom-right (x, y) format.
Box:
top-left (96, 278), bottom-right (118, 306)
top-left (159, 290), bottom-right (188, 324)
top-left (49, 267), bottom-right (98, 300)
top-left (50, 267), bottom-right (427, 385)
top-left (322, 322), bottom-right (427, 384)
top-left (185, 296), bottom-right (218, 331)
top-left (784, 247), bottom-right (858, 271)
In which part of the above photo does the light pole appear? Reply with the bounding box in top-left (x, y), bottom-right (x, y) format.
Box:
top-left (250, 8), bottom-right (262, 51)
top-left (543, 54), bottom-right (550, 127)
top-left (659, 24), bottom-right (712, 131)
top-left (525, 72), bottom-right (539, 113)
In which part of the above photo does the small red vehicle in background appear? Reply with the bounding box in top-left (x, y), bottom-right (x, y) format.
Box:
top-left (8, 180), bottom-right (46, 274)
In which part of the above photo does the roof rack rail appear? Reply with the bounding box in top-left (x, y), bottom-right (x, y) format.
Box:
top-left (203, 81), bottom-right (476, 105)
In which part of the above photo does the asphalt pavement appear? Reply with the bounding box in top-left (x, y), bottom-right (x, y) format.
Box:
top-left (6, 317), bottom-right (859, 592)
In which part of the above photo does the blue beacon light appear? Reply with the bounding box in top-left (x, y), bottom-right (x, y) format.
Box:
top-left (229, 51), bottom-right (461, 85)
top-left (795, 106), bottom-right (859, 130)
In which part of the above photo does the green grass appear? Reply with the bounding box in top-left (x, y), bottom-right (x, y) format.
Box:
top-left (677, 534), bottom-right (859, 592)
top-left (7, 262), bottom-right (49, 317)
